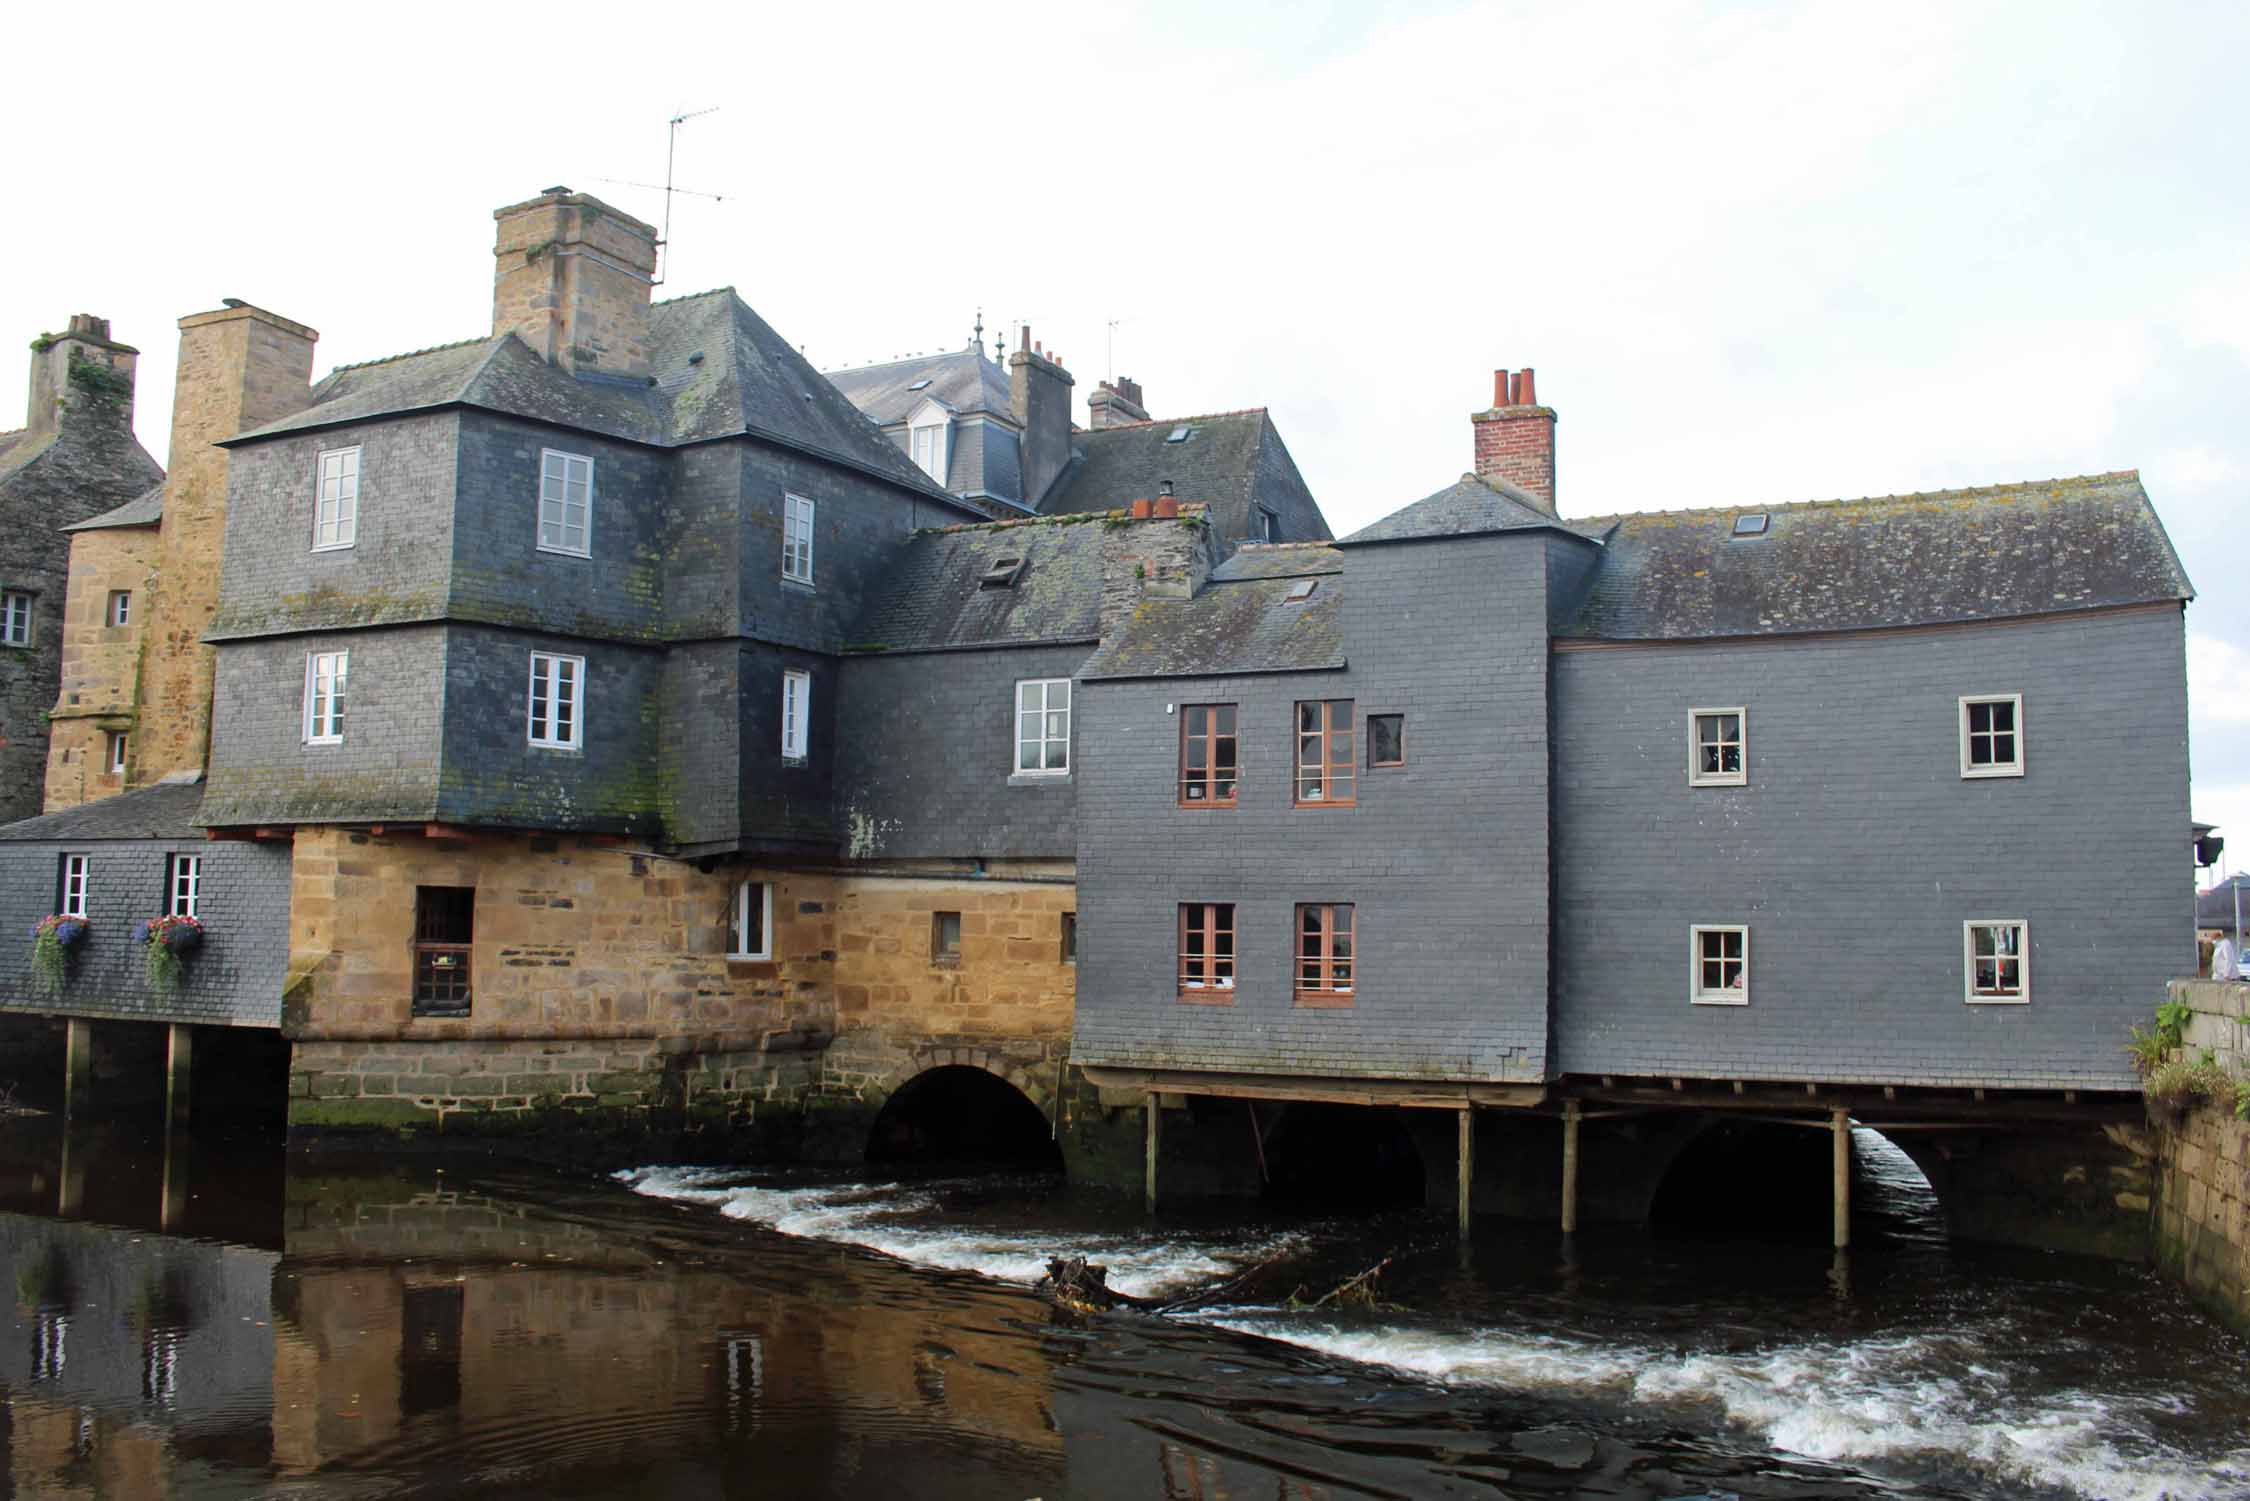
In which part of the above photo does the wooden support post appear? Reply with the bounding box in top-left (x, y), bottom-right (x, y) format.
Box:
top-left (1561, 1100), bottom-right (1582, 1234)
top-left (62, 1018), bottom-right (91, 1121)
top-left (56, 1124), bottom-right (85, 1219)
top-left (1456, 1107), bottom-right (1474, 1237)
top-left (165, 1023), bottom-right (193, 1130)
top-left (1144, 1096), bottom-right (1161, 1214)
top-left (1831, 1106), bottom-right (1851, 1250)
top-left (160, 1129), bottom-right (190, 1232)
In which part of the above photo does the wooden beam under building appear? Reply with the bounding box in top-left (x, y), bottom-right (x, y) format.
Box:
top-left (1080, 1066), bottom-right (1545, 1113)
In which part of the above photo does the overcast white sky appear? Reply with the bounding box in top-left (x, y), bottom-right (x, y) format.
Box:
top-left (5, 1), bottom-right (2246, 858)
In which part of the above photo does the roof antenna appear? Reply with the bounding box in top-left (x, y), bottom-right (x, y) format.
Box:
top-left (596, 108), bottom-right (726, 288)
top-left (1106, 317), bottom-right (1128, 383)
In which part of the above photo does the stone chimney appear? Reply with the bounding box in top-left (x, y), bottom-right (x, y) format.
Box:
top-left (492, 187), bottom-right (659, 379)
top-left (1099, 503), bottom-right (1217, 632)
top-left (1009, 326), bottom-right (1075, 507)
top-left (134, 302), bottom-right (317, 784)
top-left (1472, 367), bottom-right (1557, 514)
top-left (1086, 376), bottom-right (1149, 429)
top-left (24, 315), bottom-right (139, 442)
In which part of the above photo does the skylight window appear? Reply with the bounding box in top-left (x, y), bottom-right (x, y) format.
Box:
top-left (980, 556), bottom-right (1027, 589)
top-left (908, 378), bottom-right (933, 391)
top-left (1731, 513), bottom-right (1770, 537)
top-left (1284, 579), bottom-right (1319, 602)
top-left (1166, 425), bottom-right (1193, 444)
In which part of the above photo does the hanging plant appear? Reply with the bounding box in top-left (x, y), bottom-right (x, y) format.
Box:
top-left (134, 914), bottom-right (204, 994)
top-left (28, 916), bottom-right (89, 994)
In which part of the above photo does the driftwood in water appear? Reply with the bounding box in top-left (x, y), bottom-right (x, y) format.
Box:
top-left (1037, 1252), bottom-right (1384, 1318)
top-left (1284, 1257), bottom-right (1394, 1312)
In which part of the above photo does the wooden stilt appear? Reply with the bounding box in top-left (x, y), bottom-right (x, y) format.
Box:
top-left (62, 1017), bottom-right (91, 1121)
top-left (1144, 1096), bottom-right (1161, 1214)
top-left (1457, 1107), bottom-right (1474, 1237)
top-left (160, 1129), bottom-right (189, 1232)
top-left (165, 1023), bottom-right (193, 1130)
top-left (1561, 1100), bottom-right (1582, 1234)
top-left (56, 1125), bottom-right (84, 1219)
top-left (1831, 1106), bottom-right (1851, 1249)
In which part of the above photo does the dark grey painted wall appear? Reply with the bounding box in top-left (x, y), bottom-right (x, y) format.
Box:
top-left (1071, 533), bottom-right (1560, 1082)
top-left (833, 644), bottom-right (1089, 861)
top-left (0, 838), bottom-right (292, 1026)
top-left (1551, 605), bottom-right (2192, 1089)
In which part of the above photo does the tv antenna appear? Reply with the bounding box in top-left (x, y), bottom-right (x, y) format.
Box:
top-left (593, 106), bottom-right (725, 286)
top-left (1106, 317), bottom-right (1131, 383)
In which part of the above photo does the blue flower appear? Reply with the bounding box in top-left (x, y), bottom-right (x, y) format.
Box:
top-left (132, 921), bottom-right (152, 945)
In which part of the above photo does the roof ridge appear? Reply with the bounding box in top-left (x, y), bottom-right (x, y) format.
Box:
top-left (651, 285), bottom-right (738, 308)
top-left (1235, 541), bottom-right (1338, 552)
top-left (921, 502), bottom-right (1209, 536)
top-left (1581, 470), bottom-right (2144, 527)
top-left (821, 346), bottom-right (994, 376)
top-left (324, 334), bottom-right (492, 378)
top-left (1084, 406), bottom-right (1269, 433)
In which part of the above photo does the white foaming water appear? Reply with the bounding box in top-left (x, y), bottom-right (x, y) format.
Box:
top-left (617, 1165), bottom-right (1292, 1298)
top-left (1208, 1313), bottom-right (2250, 1501)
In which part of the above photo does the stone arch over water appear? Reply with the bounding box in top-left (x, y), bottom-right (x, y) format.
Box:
top-left (864, 1053), bottom-right (1063, 1169)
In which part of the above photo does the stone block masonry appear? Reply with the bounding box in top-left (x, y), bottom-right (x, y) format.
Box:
top-left (42, 523), bottom-right (159, 811)
top-left (2154, 979), bottom-right (2250, 1331)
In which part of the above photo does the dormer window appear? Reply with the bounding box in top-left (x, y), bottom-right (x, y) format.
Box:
top-left (908, 400), bottom-right (950, 485)
top-left (1166, 425), bottom-right (1193, 444)
top-left (980, 556), bottom-right (1027, 590)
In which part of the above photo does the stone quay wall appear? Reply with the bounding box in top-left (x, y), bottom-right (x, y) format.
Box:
top-left (2154, 978), bottom-right (2250, 1330)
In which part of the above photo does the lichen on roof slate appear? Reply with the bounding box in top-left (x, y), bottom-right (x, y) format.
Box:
top-left (848, 514), bottom-right (1112, 653)
top-left (0, 779), bottom-right (204, 841)
top-left (65, 482), bottom-right (164, 531)
top-left (1038, 409), bottom-right (1331, 544)
top-left (824, 346), bottom-right (1013, 425)
top-left (1341, 472), bottom-right (1602, 546)
top-left (1079, 574), bottom-right (1344, 681)
top-left (1564, 471), bottom-right (2192, 639)
top-left (1210, 543), bottom-right (1344, 582)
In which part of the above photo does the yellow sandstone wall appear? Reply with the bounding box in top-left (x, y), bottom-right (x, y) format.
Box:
top-left (42, 523), bottom-right (160, 810)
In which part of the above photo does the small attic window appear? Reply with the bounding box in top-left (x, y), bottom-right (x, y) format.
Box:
top-left (908, 378), bottom-right (933, 391)
top-left (1166, 425), bottom-right (1193, 444)
top-left (1731, 513), bottom-right (1770, 537)
top-left (1284, 578), bottom-right (1319, 602)
top-left (980, 556), bottom-right (1027, 589)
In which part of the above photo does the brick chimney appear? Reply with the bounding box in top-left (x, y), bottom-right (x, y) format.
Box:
top-left (1472, 367), bottom-right (1557, 514)
top-left (1009, 326), bottom-right (1075, 507)
top-left (25, 315), bottom-right (139, 442)
top-left (1086, 376), bottom-right (1149, 429)
top-left (134, 302), bottom-right (317, 784)
top-left (492, 187), bottom-right (659, 379)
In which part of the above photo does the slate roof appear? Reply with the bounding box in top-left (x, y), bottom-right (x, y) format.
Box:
top-left (1209, 542), bottom-right (1346, 581)
top-left (1080, 547), bottom-right (1346, 681)
top-left (222, 290), bottom-right (966, 509)
top-left (65, 482), bottom-right (165, 531)
top-left (0, 427), bottom-right (43, 488)
top-left (1564, 471), bottom-right (2193, 640)
top-left (849, 516), bottom-right (1113, 653)
top-left (2198, 875), bottom-right (2250, 930)
top-left (1340, 472), bottom-right (1603, 546)
top-left (0, 778), bottom-right (205, 841)
top-left (1039, 409), bottom-right (1331, 546)
top-left (824, 346), bottom-right (1014, 425)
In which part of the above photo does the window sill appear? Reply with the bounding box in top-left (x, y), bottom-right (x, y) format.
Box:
top-left (1176, 799), bottom-right (1238, 810)
top-left (781, 576), bottom-right (816, 592)
top-left (536, 544), bottom-right (593, 560)
top-left (1008, 771), bottom-right (1071, 787)
top-left (1964, 994), bottom-right (2030, 1006)
top-left (1177, 988), bottom-right (1235, 1006)
top-left (1691, 993), bottom-right (1750, 1006)
top-left (931, 956), bottom-right (962, 970)
top-left (1960, 766), bottom-right (2026, 780)
top-left (1688, 775), bottom-right (1747, 788)
top-left (1294, 991), bottom-right (1356, 1009)
top-left (529, 742), bottom-right (584, 754)
top-left (1292, 800), bottom-right (1357, 810)
top-left (311, 542), bottom-right (357, 554)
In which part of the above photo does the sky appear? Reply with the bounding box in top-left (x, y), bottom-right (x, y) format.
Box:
top-left (4, 0), bottom-right (2246, 859)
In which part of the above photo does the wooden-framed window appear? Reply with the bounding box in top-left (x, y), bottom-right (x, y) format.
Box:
top-left (1690, 925), bottom-right (1748, 1005)
top-left (59, 853), bottom-right (89, 918)
top-left (1294, 700), bottom-right (1355, 806)
top-left (105, 732), bottom-right (127, 776)
top-left (2, 590), bottom-right (33, 646)
top-left (931, 910), bottom-right (963, 965)
top-left (1294, 903), bottom-right (1355, 1004)
top-left (1690, 708), bottom-right (1746, 786)
top-left (1178, 704), bottom-right (1238, 805)
top-left (1959, 695), bottom-right (2024, 778)
top-left (313, 445), bottom-right (361, 550)
top-left (167, 854), bottom-right (202, 919)
top-left (412, 885), bottom-right (475, 1016)
top-left (1177, 902), bottom-right (1235, 1001)
top-left (729, 880), bottom-right (772, 960)
top-left (1368, 713), bottom-right (1405, 768)
top-left (1964, 919), bottom-right (2029, 1004)
top-left (537, 448), bottom-right (594, 557)
top-left (527, 652), bottom-right (585, 750)
top-left (303, 650), bottom-right (348, 745)
top-left (781, 669), bottom-right (810, 759)
top-left (107, 590), bottom-right (131, 628)
top-left (1015, 679), bottom-right (1070, 775)
top-left (782, 494), bottom-right (816, 584)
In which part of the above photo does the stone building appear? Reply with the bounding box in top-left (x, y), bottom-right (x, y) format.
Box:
top-left (0, 316), bottom-right (165, 823)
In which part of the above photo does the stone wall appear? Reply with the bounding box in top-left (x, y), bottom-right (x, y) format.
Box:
top-left (2154, 977), bottom-right (2250, 1329)
top-left (43, 523), bottom-right (160, 811)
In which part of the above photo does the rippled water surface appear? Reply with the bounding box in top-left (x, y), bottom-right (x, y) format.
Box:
top-left (4, 1122), bottom-right (2248, 1499)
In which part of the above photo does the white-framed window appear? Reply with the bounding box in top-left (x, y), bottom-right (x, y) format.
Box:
top-left (1959, 694), bottom-right (2024, 778)
top-left (303, 651), bottom-right (348, 745)
top-left (1015, 678), bottom-right (1071, 774)
top-left (107, 590), bottom-right (131, 628)
top-left (313, 445), bottom-right (361, 550)
top-left (729, 880), bottom-right (773, 960)
top-left (1689, 708), bottom-right (1746, 786)
top-left (1690, 925), bottom-right (1749, 1005)
top-left (528, 652), bottom-right (585, 750)
top-left (1964, 919), bottom-right (2029, 1004)
top-left (909, 414), bottom-right (949, 484)
top-left (782, 494), bottom-right (815, 584)
top-left (781, 669), bottom-right (810, 760)
top-left (168, 854), bottom-right (201, 919)
top-left (2, 590), bottom-right (31, 646)
top-left (538, 449), bottom-right (594, 557)
top-left (105, 732), bottom-right (127, 775)
top-left (60, 854), bottom-right (89, 918)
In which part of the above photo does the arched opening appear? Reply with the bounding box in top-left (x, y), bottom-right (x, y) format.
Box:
top-left (1648, 1116), bottom-right (1836, 1239)
top-left (1259, 1103), bottom-right (1425, 1210)
top-left (1851, 1127), bottom-right (1946, 1245)
top-left (865, 1066), bottom-right (1062, 1171)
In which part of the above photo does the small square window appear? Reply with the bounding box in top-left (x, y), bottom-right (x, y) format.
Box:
top-left (1061, 912), bottom-right (1077, 964)
top-left (1964, 920), bottom-right (2029, 1004)
top-left (1179, 704), bottom-right (1238, 805)
top-left (1178, 902), bottom-right (1235, 1002)
top-left (729, 880), bottom-right (773, 960)
top-left (413, 886), bottom-right (475, 1016)
top-left (1690, 925), bottom-right (1749, 1005)
top-left (3, 590), bottom-right (33, 647)
top-left (314, 446), bottom-right (361, 550)
top-left (107, 591), bottom-right (131, 628)
top-left (538, 449), bottom-right (594, 557)
top-left (931, 910), bottom-right (963, 965)
top-left (105, 731), bottom-right (127, 776)
top-left (1690, 709), bottom-right (1746, 786)
top-left (1368, 714), bottom-right (1404, 768)
top-left (168, 854), bottom-right (202, 919)
top-left (528, 652), bottom-right (585, 750)
top-left (1959, 695), bottom-right (2024, 778)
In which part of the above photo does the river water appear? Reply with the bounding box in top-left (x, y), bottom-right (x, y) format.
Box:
top-left (2, 1120), bottom-right (2246, 1499)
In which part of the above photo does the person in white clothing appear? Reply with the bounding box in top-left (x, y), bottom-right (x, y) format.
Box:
top-left (2213, 931), bottom-right (2239, 981)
